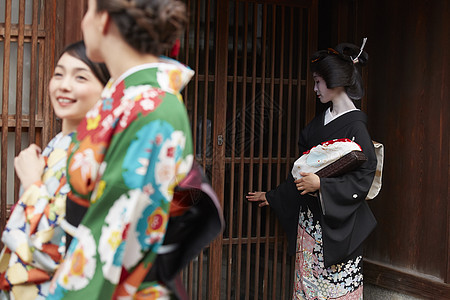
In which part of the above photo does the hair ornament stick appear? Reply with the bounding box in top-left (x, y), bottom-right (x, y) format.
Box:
top-left (351, 37), bottom-right (367, 64)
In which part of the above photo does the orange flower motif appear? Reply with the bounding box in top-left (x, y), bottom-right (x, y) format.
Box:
top-left (70, 248), bottom-right (86, 277)
top-left (168, 69), bottom-right (182, 92)
top-left (146, 207), bottom-right (168, 235)
top-left (68, 136), bottom-right (106, 196)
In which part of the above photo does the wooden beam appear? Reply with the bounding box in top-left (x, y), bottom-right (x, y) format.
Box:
top-left (364, 259), bottom-right (450, 299)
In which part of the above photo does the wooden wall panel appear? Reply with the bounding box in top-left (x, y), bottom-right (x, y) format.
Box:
top-left (362, 0), bottom-right (449, 281)
top-left (323, 0), bottom-right (450, 296)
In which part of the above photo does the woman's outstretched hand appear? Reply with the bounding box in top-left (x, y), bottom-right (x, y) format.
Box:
top-left (246, 191), bottom-right (269, 207)
top-left (294, 172), bottom-right (320, 195)
top-left (14, 144), bottom-right (45, 190)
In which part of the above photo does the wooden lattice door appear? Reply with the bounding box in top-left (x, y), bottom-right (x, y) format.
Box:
top-left (0, 0), bottom-right (64, 233)
top-left (1, 0), bottom-right (318, 298)
top-left (178, 0), bottom-right (318, 298)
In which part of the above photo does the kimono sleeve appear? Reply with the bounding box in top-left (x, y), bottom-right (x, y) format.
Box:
top-left (266, 173), bottom-right (301, 255)
top-left (265, 121), bottom-right (312, 255)
top-left (1, 179), bottom-right (67, 273)
top-left (0, 139), bottom-right (70, 294)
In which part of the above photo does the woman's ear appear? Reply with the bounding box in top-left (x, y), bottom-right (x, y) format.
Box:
top-left (99, 11), bottom-right (110, 35)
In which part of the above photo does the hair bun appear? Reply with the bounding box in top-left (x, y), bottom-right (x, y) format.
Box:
top-left (105, 0), bottom-right (187, 55)
top-left (310, 39), bottom-right (369, 100)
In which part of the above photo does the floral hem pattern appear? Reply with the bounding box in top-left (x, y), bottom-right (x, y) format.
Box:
top-left (293, 208), bottom-right (363, 300)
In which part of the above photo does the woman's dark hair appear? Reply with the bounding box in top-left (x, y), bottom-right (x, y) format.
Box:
top-left (59, 41), bottom-right (110, 86)
top-left (310, 42), bottom-right (369, 100)
top-left (96, 0), bottom-right (187, 56)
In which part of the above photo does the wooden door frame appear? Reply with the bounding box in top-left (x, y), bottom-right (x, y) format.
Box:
top-left (209, 0), bottom-right (229, 298)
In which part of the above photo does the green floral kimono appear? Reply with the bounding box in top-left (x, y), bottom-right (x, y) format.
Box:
top-left (48, 59), bottom-right (195, 299)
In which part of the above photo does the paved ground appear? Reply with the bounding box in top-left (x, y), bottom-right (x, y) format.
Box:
top-left (364, 284), bottom-right (424, 300)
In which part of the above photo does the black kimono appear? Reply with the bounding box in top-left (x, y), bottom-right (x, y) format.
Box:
top-left (266, 109), bottom-right (377, 299)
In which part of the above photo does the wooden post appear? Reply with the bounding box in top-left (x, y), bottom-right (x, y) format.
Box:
top-left (209, 0), bottom-right (229, 299)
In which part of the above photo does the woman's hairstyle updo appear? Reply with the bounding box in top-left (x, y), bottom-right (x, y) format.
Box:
top-left (96, 0), bottom-right (188, 56)
top-left (59, 41), bottom-right (110, 86)
top-left (310, 42), bottom-right (369, 100)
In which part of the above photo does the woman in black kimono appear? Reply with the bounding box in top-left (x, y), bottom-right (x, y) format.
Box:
top-left (247, 41), bottom-right (377, 299)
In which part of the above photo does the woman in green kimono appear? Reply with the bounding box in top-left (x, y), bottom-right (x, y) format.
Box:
top-left (47, 0), bottom-right (223, 299)
top-left (0, 41), bottom-right (109, 299)
top-left (247, 41), bottom-right (377, 300)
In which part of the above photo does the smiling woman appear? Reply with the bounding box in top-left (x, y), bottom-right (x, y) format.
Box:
top-left (49, 54), bottom-right (105, 134)
top-left (0, 41), bottom-right (109, 299)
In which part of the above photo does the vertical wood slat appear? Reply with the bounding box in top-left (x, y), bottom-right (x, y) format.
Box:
top-left (281, 8), bottom-right (295, 299)
top-left (42, 0), bottom-right (63, 145)
top-left (250, 3), bottom-right (260, 299)
top-left (196, 0), bottom-right (205, 296)
top-left (241, 3), bottom-right (250, 299)
top-left (276, 8), bottom-right (287, 298)
top-left (181, 0), bottom-right (191, 122)
top-left (36, 40), bottom-right (44, 146)
top-left (295, 8), bottom-right (304, 159)
top-left (53, 0), bottom-right (65, 138)
top-left (249, 16), bottom-right (258, 296)
top-left (41, 0), bottom-right (51, 144)
top-left (268, 6), bottom-right (278, 299)
top-left (445, 1), bottom-right (450, 284)
top-left (198, 3), bottom-right (209, 298)
top-left (211, 0), bottom-right (228, 297)
top-left (198, 251), bottom-right (204, 299)
top-left (246, 3), bottom-right (258, 297)
top-left (201, 0), bottom-right (210, 169)
top-left (275, 5), bottom-right (284, 198)
top-left (186, 1), bottom-right (201, 296)
top-left (286, 7), bottom-right (294, 171)
top-left (201, 0), bottom-right (212, 296)
top-left (1, 0), bottom-right (12, 233)
top-left (187, 262), bottom-right (193, 300)
top-left (42, 0), bottom-right (53, 145)
top-left (14, 0), bottom-right (25, 203)
top-left (37, 0), bottom-right (45, 31)
top-left (228, 2), bottom-right (240, 299)
top-left (225, 5), bottom-right (238, 298)
top-left (29, 0), bottom-right (39, 145)
top-left (259, 5), bottom-right (270, 300)
top-left (306, 0), bottom-right (318, 124)
top-left (192, 0), bottom-right (200, 169)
